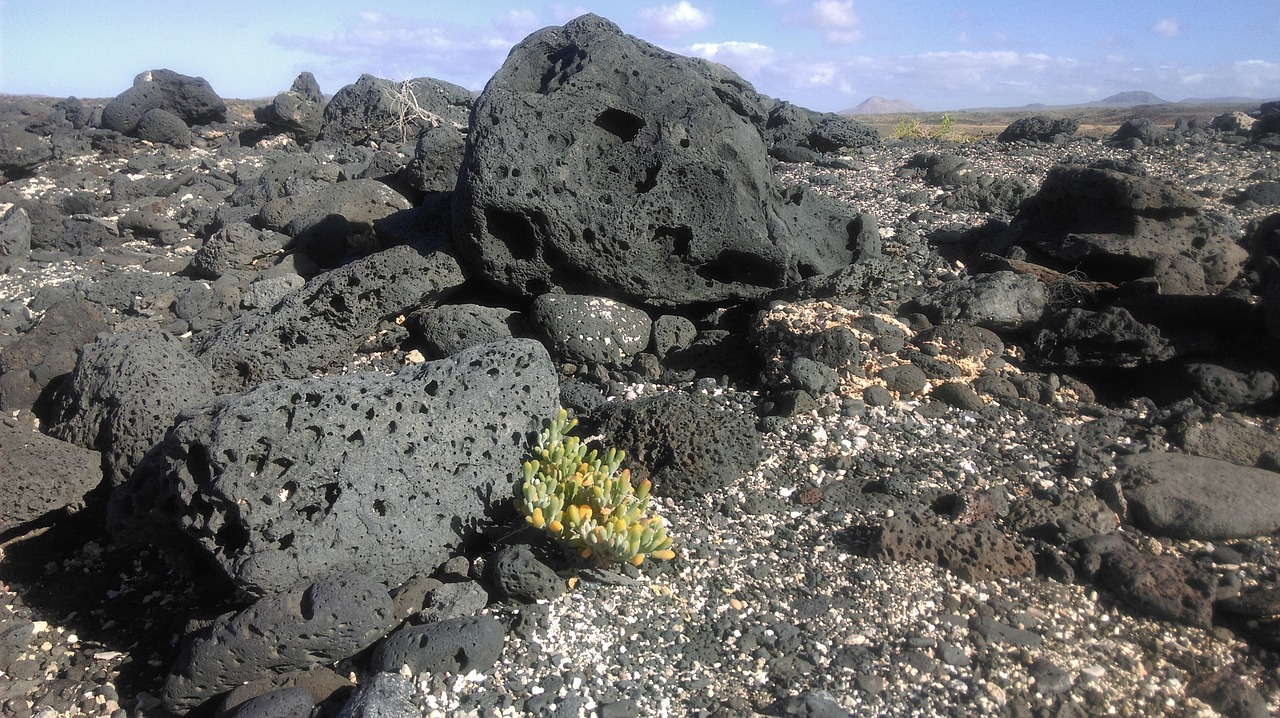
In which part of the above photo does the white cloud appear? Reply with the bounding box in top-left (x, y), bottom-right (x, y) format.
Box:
top-left (1151, 18), bottom-right (1180, 37)
top-left (688, 41), bottom-right (777, 75)
top-left (639, 2), bottom-right (711, 38)
top-left (804, 0), bottom-right (862, 44)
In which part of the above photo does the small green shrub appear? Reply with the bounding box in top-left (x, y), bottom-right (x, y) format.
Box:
top-left (892, 116), bottom-right (927, 139)
top-left (516, 409), bottom-right (675, 566)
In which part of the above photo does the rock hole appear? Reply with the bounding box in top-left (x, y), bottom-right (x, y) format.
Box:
top-left (425, 381), bottom-right (439, 397)
top-left (278, 532), bottom-right (294, 550)
top-left (636, 162), bottom-right (661, 194)
top-left (323, 483), bottom-right (341, 509)
top-left (594, 108), bottom-right (645, 142)
top-left (186, 444), bottom-right (213, 487)
top-left (656, 226), bottom-right (693, 257)
top-left (483, 207), bottom-right (539, 260)
top-left (388, 420), bottom-right (398, 434)
top-left (680, 138), bottom-right (691, 148)
top-left (300, 585), bottom-right (316, 620)
top-left (373, 499), bottom-right (387, 517)
top-left (329, 294), bottom-right (348, 313)
top-left (281, 480), bottom-right (298, 501)
top-left (347, 430), bottom-right (364, 447)
top-left (214, 522), bottom-right (249, 554)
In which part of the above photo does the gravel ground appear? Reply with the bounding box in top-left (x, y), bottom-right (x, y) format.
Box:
top-left (3, 125), bottom-right (1280, 717)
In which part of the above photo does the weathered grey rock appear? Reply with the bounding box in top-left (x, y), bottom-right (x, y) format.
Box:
top-left (997, 116), bottom-right (1079, 143)
top-left (599, 392), bottom-right (761, 501)
top-left (161, 572), bottom-right (395, 712)
top-left (1176, 413), bottom-right (1280, 468)
top-left (258, 179), bottom-right (413, 266)
top-left (222, 687), bottom-right (315, 718)
top-left (111, 339), bottom-right (558, 595)
top-left (0, 205), bottom-right (32, 270)
top-left (1005, 164), bottom-right (1246, 291)
top-left (1180, 361), bottom-right (1280, 410)
top-left (219, 668), bottom-right (351, 718)
top-left (0, 299), bottom-right (108, 414)
top-left (371, 616), bottom-right (504, 675)
top-left (47, 326), bottom-right (214, 487)
top-left (133, 108), bottom-right (192, 147)
top-left (196, 244), bottom-right (464, 393)
top-left (228, 153), bottom-right (336, 209)
top-left (453, 14), bottom-right (875, 307)
top-left (930, 382), bottom-right (984, 412)
top-left (1031, 306), bottom-right (1175, 368)
top-left (101, 69), bottom-right (226, 135)
top-left (255, 72), bottom-right (326, 142)
top-left (872, 514), bottom-right (1035, 581)
top-left (489, 545), bottom-right (565, 602)
top-left (189, 222), bottom-right (290, 279)
top-left (1118, 452), bottom-right (1280, 540)
top-left (1109, 117), bottom-right (1175, 147)
top-left (650, 315), bottom-right (697, 359)
top-left (916, 271), bottom-right (1046, 331)
top-left (0, 128), bottom-right (51, 176)
top-left (0, 416), bottom-right (103, 535)
top-left (406, 303), bottom-right (521, 359)
top-left (529, 294), bottom-right (652, 366)
top-left (336, 672), bottom-right (421, 718)
top-left (405, 125), bottom-right (467, 193)
top-left (320, 74), bottom-right (472, 147)
top-left (1098, 548), bottom-right (1215, 627)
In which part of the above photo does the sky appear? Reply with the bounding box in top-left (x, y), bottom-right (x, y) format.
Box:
top-left (1, 1), bottom-right (1277, 112)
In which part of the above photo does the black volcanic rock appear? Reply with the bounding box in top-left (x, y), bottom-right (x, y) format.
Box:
top-left (997, 116), bottom-right (1079, 143)
top-left (319, 74), bottom-right (471, 147)
top-left (255, 72), bottom-right (326, 142)
top-left (453, 14), bottom-right (875, 307)
top-left (101, 69), bottom-right (226, 135)
top-left (110, 339), bottom-right (558, 596)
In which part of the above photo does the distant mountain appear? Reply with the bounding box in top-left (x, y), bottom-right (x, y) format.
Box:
top-left (840, 96), bottom-right (921, 115)
top-left (1091, 90), bottom-right (1168, 106)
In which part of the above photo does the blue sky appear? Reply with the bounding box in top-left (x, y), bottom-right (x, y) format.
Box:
top-left (1, 1), bottom-right (1277, 111)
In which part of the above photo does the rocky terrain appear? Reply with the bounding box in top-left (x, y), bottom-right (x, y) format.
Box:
top-left (3, 12), bottom-right (1280, 718)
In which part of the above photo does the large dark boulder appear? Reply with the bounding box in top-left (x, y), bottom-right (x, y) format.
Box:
top-left (453, 14), bottom-right (875, 307)
top-left (101, 69), bottom-right (227, 135)
top-left (257, 179), bottom-right (413, 266)
top-left (319, 74), bottom-right (471, 147)
top-left (46, 326), bottom-right (214, 487)
top-left (133, 108), bottom-right (193, 148)
top-left (110, 339), bottom-right (558, 596)
top-left (1004, 164), bottom-right (1246, 292)
top-left (195, 243), bottom-right (464, 393)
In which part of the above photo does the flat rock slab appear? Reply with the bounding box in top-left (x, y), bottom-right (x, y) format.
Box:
top-left (1118, 452), bottom-right (1280, 540)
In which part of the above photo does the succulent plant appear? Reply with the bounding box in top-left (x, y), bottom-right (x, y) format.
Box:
top-left (516, 409), bottom-right (675, 566)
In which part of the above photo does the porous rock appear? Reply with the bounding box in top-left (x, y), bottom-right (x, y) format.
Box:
top-left (489, 545), bottom-right (565, 602)
top-left (1004, 164), bottom-right (1246, 291)
top-left (336, 672), bottom-right (419, 718)
top-left (405, 124), bottom-right (468, 193)
top-left (407, 303), bottom-right (521, 360)
top-left (101, 69), bottom-right (226, 135)
top-left (47, 326), bottom-right (214, 487)
top-left (195, 244), bottom-right (464, 393)
top-left (599, 392), bottom-right (762, 501)
top-left (1031, 306), bottom-right (1174, 368)
top-left (0, 416), bottom-right (103, 535)
top-left (529, 294), bottom-right (652, 366)
top-left (222, 687), bottom-right (314, 718)
top-left (257, 179), bottom-right (413, 266)
top-left (1180, 361), bottom-right (1279, 410)
top-left (320, 74), bottom-right (471, 147)
top-left (1098, 548), bottom-right (1215, 627)
top-left (111, 339), bottom-right (558, 596)
top-left (915, 271), bottom-right (1047, 331)
top-left (871, 514), bottom-right (1035, 581)
top-left (189, 222), bottom-right (290, 279)
top-left (1175, 413), bottom-right (1280, 468)
top-left (0, 299), bottom-right (108, 414)
top-left (0, 205), bottom-right (32, 269)
top-left (453, 14), bottom-right (875, 307)
top-left (997, 116), bottom-right (1079, 143)
top-left (1118, 452), bottom-right (1280, 540)
top-left (220, 668), bottom-right (352, 718)
top-left (160, 572), bottom-right (395, 712)
top-left (371, 616), bottom-right (505, 675)
top-left (133, 107), bottom-right (192, 148)
top-left (255, 72), bottom-right (326, 142)
top-left (0, 128), bottom-right (51, 176)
